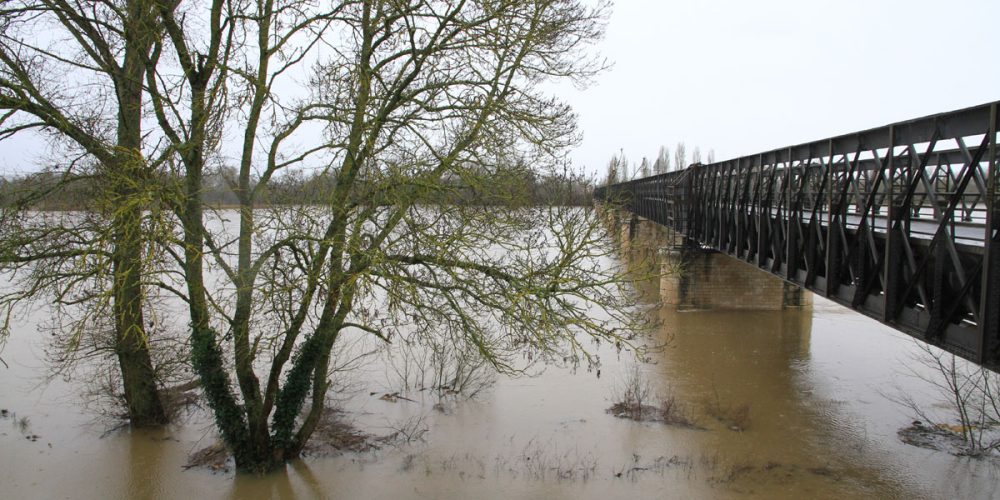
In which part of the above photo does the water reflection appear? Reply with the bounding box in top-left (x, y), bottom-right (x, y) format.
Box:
top-left (228, 467), bottom-right (294, 500)
top-left (126, 429), bottom-right (167, 499)
top-left (651, 308), bottom-right (907, 497)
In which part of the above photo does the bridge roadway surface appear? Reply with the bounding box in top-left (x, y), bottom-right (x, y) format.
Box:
top-left (596, 99), bottom-right (1000, 371)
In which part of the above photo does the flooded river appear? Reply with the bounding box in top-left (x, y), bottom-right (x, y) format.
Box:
top-left (2, 250), bottom-right (999, 499)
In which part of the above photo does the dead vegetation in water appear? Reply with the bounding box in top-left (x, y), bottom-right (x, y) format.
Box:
top-left (612, 453), bottom-right (697, 480)
top-left (887, 344), bottom-right (1000, 459)
top-left (607, 364), bottom-right (701, 429)
top-left (157, 380), bottom-right (204, 421)
top-left (614, 452), bottom-right (845, 489)
top-left (184, 408), bottom-right (428, 473)
top-left (606, 396), bottom-right (699, 429)
top-left (400, 438), bottom-right (601, 483)
top-left (302, 409), bottom-right (378, 457)
top-left (1, 407), bottom-right (42, 442)
top-left (898, 420), bottom-right (1000, 459)
top-left (512, 438), bottom-right (599, 481)
top-left (82, 358), bottom-right (204, 427)
top-left (305, 409), bottom-right (428, 457)
top-left (382, 335), bottom-right (497, 403)
top-left (185, 441), bottom-right (230, 472)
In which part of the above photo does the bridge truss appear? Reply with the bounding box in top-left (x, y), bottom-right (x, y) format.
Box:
top-left (596, 101), bottom-right (1000, 370)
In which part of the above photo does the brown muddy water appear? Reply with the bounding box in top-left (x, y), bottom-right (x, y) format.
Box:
top-left (2, 261), bottom-right (1000, 498)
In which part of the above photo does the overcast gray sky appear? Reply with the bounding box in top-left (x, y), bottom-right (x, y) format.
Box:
top-left (563, 0), bottom-right (1000, 176)
top-left (1, 1), bottom-right (997, 179)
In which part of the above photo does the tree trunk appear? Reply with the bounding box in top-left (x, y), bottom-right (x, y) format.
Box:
top-left (111, 190), bottom-right (167, 426)
top-left (109, 0), bottom-right (166, 426)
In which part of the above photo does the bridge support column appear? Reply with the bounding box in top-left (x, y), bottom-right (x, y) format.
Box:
top-left (658, 248), bottom-right (811, 311)
top-left (782, 281), bottom-right (810, 308)
top-left (619, 215), bottom-right (636, 253)
top-left (659, 248), bottom-right (689, 307)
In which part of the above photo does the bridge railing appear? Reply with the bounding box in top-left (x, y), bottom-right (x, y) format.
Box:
top-left (596, 100), bottom-right (1000, 370)
top-left (595, 168), bottom-right (691, 234)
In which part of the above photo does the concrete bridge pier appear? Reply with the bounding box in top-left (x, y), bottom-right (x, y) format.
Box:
top-left (658, 246), bottom-right (811, 311)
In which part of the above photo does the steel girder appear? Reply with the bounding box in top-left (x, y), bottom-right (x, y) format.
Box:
top-left (595, 100), bottom-right (1000, 371)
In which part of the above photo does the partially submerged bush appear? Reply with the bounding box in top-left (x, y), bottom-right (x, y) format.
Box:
top-left (608, 364), bottom-right (699, 428)
top-left (890, 343), bottom-right (1000, 458)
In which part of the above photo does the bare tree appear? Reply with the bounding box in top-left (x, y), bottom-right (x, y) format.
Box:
top-left (674, 142), bottom-right (686, 171)
top-left (891, 343), bottom-right (1000, 456)
top-left (0, 0), bottom-right (169, 426)
top-left (692, 146), bottom-right (701, 165)
top-left (611, 152), bottom-right (629, 180)
top-left (707, 149), bottom-right (715, 163)
top-left (145, 0), bottom-right (640, 473)
top-left (653, 145), bottom-right (670, 174)
top-left (605, 156), bottom-right (619, 186)
top-left (639, 157), bottom-right (650, 178)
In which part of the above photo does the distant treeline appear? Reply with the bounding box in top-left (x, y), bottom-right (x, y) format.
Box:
top-left (0, 166), bottom-right (594, 210)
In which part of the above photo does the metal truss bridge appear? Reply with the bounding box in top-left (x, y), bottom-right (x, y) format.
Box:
top-left (595, 100), bottom-right (1000, 370)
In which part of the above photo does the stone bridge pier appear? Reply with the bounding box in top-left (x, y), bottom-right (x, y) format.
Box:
top-left (604, 207), bottom-right (812, 311)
